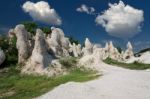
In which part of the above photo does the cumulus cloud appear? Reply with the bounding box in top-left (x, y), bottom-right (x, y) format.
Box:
top-left (22, 1), bottom-right (62, 25)
top-left (95, 1), bottom-right (144, 38)
top-left (76, 4), bottom-right (95, 14)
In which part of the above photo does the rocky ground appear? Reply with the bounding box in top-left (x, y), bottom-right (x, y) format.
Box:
top-left (38, 62), bottom-right (150, 99)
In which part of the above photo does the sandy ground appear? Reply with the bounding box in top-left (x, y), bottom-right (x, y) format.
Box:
top-left (38, 62), bottom-right (150, 99)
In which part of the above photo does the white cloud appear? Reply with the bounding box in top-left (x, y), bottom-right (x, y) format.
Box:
top-left (95, 1), bottom-right (144, 38)
top-left (76, 4), bottom-right (95, 14)
top-left (22, 1), bottom-right (62, 25)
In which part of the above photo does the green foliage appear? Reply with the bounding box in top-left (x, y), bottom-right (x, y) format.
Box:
top-left (68, 36), bottom-right (79, 45)
top-left (41, 27), bottom-right (51, 36)
top-left (0, 67), bottom-right (99, 99)
top-left (0, 36), bottom-right (18, 68)
top-left (0, 37), bottom-right (9, 51)
top-left (59, 57), bottom-right (78, 68)
top-left (22, 22), bottom-right (52, 36)
top-left (104, 57), bottom-right (150, 70)
top-left (22, 22), bottom-right (38, 35)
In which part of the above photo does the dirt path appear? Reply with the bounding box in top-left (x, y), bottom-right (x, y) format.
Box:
top-left (38, 63), bottom-right (150, 99)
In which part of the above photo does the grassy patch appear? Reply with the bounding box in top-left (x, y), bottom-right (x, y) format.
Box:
top-left (103, 57), bottom-right (150, 70)
top-left (0, 67), bottom-right (99, 99)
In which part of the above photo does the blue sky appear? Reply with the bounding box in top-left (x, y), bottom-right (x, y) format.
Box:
top-left (0, 0), bottom-right (150, 52)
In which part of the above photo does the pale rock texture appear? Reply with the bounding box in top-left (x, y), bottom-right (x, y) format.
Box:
top-left (21, 29), bottom-right (66, 76)
top-left (30, 29), bottom-right (53, 73)
top-left (14, 24), bottom-right (30, 64)
top-left (123, 42), bottom-right (134, 60)
top-left (107, 41), bottom-right (120, 60)
top-left (0, 48), bottom-right (5, 65)
top-left (82, 38), bottom-right (93, 56)
top-left (8, 29), bottom-right (15, 38)
top-left (126, 51), bottom-right (150, 64)
top-left (69, 43), bottom-right (82, 57)
top-left (47, 27), bottom-right (70, 57)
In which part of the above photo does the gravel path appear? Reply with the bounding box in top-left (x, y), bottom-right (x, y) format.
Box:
top-left (38, 62), bottom-right (150, 99)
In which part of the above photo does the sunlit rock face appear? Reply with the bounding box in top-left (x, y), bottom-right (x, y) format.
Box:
top-left (22, 29), bottom-right (59, 75)
top-left (8, 29), bottom-right (15, 38)
top-left (47, 27), bottom-right (70, 57)
top-left (108, 41), bottom-right (121, 60)
top-left (79, 40), bottom-right (103, 68)
top-left (0, 48), bottom-right (5, 65)
top-left (69, 43), bottom-right (82, 57)
top-left (30, 29), bottom-right (53, 71)
top-left (82, 38), bottom-right (93, 56)
top-left (123, 42), bottom-right (134, 60)
top-left (102, 41), bottom-right (121, 60)
top-left (14, 24), bottom-right (30, 64)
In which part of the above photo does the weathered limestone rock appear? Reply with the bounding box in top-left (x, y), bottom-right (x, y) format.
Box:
top-left (76, 44), bottom-right (82, 56)
top-left (82, 38), bottom-right (93, 56)
top-left (123, 42), bottom-right (134, 59)
top-left (14, 24), bottom-right (30, 64)
top-left (0, 48), bottom-right (5, 65)
top-left (93, 48), bottom-right (103, 64)
top-left (69, 43), bottom-right (82, 57)
top-left (8, 29), bottom-right (15, 38)
top-left (47, 27), bottom-right (70, 57)
top-left (30, 29), bottom-right (53, 73)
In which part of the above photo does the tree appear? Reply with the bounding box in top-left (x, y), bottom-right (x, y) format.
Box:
top-left (22, 22), bottom-right (38, 35)
top-left (41, 27), bottom-right (51, 36)
top-left (0, 36), bottom-right (18, 67)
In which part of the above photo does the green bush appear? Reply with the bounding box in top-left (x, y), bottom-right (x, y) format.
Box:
top-left (41, 27), bottom-right (51, 36)
top-left (22, 21), bottom-right (38, 35)
top-left (59, 57), bottom-right (77, 68)
top-left (0, 36), bottom-right (18, 68)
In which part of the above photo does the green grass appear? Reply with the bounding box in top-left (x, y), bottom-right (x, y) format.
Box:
top-left (0, 67), bottom-right (99, 99)
top-left (103, 57), bottom-right (150, 70)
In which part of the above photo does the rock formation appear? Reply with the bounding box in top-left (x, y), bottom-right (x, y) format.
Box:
top-left (0, 48), bottom-right (5, 65)
top-left (123, 42), bottom-right (134, 59)
top-left (8, 29), bottom-right (15, 38)
top-left (47, 27), bottom-right (70, 57)
top-left (69, 43), bottom-right (82, 57)
top-left (21, 29), bottom-right (59, 75)
top-left (30, 29), bottom-right (53, 71)
top-left (10, 24), bottom-right (145, 76)
top-left (82, 38), bottom-right (93, 56)
top-left (14, 24), bottom-right (30, 64)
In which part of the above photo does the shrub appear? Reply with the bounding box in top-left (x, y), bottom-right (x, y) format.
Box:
top-left (22, 21), bottom-right (38, 35)
top-left (0, 36), bottom-right (18, 68)
top-left (41, 27), bottom-right (51, 36)
top-left (59, 57), bottom-right (77, 68)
